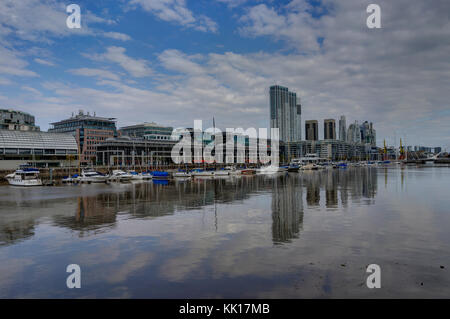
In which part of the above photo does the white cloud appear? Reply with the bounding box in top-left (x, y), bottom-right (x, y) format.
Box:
top-left (34, 58), bottom-right (55, 66)
top-left (68, 68), bottom-right (121, 81)
top-left (130, 0), bottom-right (218, 33)
top-left (0, 47), bottom-right (38, 77)
top-left (83, 46), bottom-right (153, 78)
top-left (102, 32), bottom-right (132, 41)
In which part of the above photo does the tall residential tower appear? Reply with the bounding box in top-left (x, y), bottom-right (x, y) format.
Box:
top-left (270, 85), bottom-right (302, 142)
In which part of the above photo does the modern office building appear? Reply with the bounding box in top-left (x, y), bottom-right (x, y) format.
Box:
top-left (0, 109), bottom-right (40, 131)
top-left (324, 119), bottom-right (336, 140)
top-left (96, 136), bottom-right (176, 167)
top-left (119, 122), bottom-right (175, 141)
top-left (270, 85), bottom-right (301, 142)
top-left (49, 110), bottom-right (117, 165)
top-left (0, 130), bottom-right (78, 169)
top-left (347, 121), bottom-right (361, 144)
top-left (339, 116), bottom-right (346, 141)
top-left (305, 120), bottom-right (318, 141)
top-left (360, 121), bottom-right (376, 146)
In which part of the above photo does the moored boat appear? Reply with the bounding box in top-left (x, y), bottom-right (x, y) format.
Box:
top-left (6, 167), bottom-right (43, 186)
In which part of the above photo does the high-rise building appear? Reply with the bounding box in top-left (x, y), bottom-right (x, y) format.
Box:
top-left (0, 109), bottom-right (40, 131)
top-left (360, 121), bottom-right (376, 146)
top-left (270, 85), bottom-right (301, 142)
top-left (305, 120), bottom-right (318, 141)
top-left (49, 110), bottom-right (117, 164)
top-left (324, 119), bottom-right (336, 140)
top-left (339, 116), bottom-right (346, 141)
top-left (347, 120), bottom-right (361, 144)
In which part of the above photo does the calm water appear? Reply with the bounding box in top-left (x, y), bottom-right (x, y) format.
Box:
top-left (1, 166), bottom-right (450, 298)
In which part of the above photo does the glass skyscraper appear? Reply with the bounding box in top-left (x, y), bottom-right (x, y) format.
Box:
top-left (270, 85), bottom-right (302, 142)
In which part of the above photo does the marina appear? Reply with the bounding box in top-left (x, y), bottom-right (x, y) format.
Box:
top-left (1, 165), bottom-right (450, 298)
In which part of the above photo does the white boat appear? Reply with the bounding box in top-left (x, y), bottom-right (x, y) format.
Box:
top-left (174, 171), bottom-right (192, 178)
top-left (128, 171), bottom-right (149, 180)
top-left (256, 165), bottom-right (286, 174)
top-left (192, 170), bottom-right (215, 177)
top-left (214, 170), bottom-right (230, 176)
top-left (6, 167), bottom-right (43, 186)
top-left (108, 170), bottom-right (133, 182)
top-left (224, 166), bottom-right (241, 175)
top-left (79, 169), bottom-right (107, 183)
top-left (301, 164), bottom-right (320, 170)
top-left (291, 153), bottom-right (327, 167)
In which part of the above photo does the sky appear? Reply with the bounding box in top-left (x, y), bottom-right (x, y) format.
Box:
top-left (0, 0), bottom-right (449, 149)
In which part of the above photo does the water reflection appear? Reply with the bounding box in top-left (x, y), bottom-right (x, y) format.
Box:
top-left (0, 168), bottom-right (379, 246)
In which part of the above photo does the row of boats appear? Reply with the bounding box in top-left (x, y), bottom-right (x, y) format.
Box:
top-left (4, 159), bottom-right (395, 187)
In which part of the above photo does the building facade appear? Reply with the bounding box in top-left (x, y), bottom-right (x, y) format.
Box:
top-left (339, 115), bottom-right (346, 141)
top-left (270, 85), bottom-right (301, 142)
top-left (324, 119), bottom-right (336, 140)
top-left (119, 122), bottom-right (174, 141)
top-left (360, 121), bottom-right (376, 146)
top-left (0, 109), bottom-right (40, 131)
top-left (49, 111), bottom-right (117, 165)
top-left (305, 120), bottom-right (318, 141)
top-left (0, 130), bottom-right (78, 169)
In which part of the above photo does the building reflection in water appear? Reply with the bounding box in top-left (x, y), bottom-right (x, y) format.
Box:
top-left (0, 168), bottom-right (379, 245)
top-left (271, 175), bottom-right (304, 244)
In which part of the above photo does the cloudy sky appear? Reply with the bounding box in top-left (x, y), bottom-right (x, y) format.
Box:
top-left (0, 0), bottom-right (449, 149)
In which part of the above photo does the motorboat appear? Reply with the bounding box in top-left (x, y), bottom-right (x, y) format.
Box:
top-left (108, 170), bottom-right (133, 182)
top-left (174, 170), bottom-right (192, 178)
top-left (287, 164), bottom-right (300, 172)
top-left (151, 171), bottom-right (170, 180)
top-left (241, 169), bottom-right (256, 175)
top-left (257, 165), bottom-right (286, 174)
top-left (79, 169), bottom-right (108, 183)
top-left (6, 167), bottom-right (42, 186)
top-left (224, 166), bottom-right (241, 175)
top-left (301, 164), bottom-right (320, 171)
top-left (214, 169), bottom-right (230, 176)
top-left (191, 169), bottom-right (215, 177)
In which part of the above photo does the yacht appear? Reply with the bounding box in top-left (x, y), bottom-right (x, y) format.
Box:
top-left (256, 165), bottom-right (286, 174)
top-left (108, 170), bottom-right (133, 182)
top-left (224, 166), bottom-right (241, 175)
top-left (174, 170), bottom-right (192, 178)
top-left (291, 154), bottom-right (327, 167)
top-left (191, 169), bottom-right (215, 177)
top-left (6, 167), bottom-right (43, 187)
top-left (79, 169), bottom-right (108, 183)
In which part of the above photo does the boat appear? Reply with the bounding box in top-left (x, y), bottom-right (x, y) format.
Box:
top-left (191, 169), bottom-right (215, 177)
top-left (151, 171), bottom-right (170, 180)
top-left (79, 169), bottom-right (108, 183)
top-left (214, 169), bottom-right (230, 176)
top-left (257, 165), bottom-right (286, 174)
top-left (291, 153), bottom-right (327, 168)
top-left (288, 164), bottom-right (300, 172)
top-left (6, 167), bottom-right (43, 186)
top-left (241, 169), bottom-right (256, 175)
top-left (108, 170), bottom-right (133, 182)
top-left (301, 163), bottom-right (319, 171)
top-left (224, 166), bottom-right (241, 175)
top-left (62, 174), bottom-right (79, 184)
top-left (174, 170), bottom-right (192, 178)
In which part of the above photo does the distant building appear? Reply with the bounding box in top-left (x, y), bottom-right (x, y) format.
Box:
top-left (339, 116), bottom-right (346, 141)
top-left (119, 122), bottom-right (174, 141)
top-left (435, 147), bottom-right (442, 154)
top-left (270, 85), bottom-right (301, 142)
top-left (305, 120), bottom-right (318, 141)
top-left (49, 110), bottom-right (117, 165)
top-left (360, 121), bottom-right (376, 146)
top-left (0, 130), bottom-right (78, 169)
top-left (0, 109), bottom-right (40, 131)
top-left (324, 119), bottom-right (336, 140)
top-left (347, 121), bottom-right (361, 144)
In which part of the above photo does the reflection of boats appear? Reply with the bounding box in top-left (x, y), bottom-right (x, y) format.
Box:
top-left (6, 167), bottom-right (43, 186)
top-left (108, 170), bottom-right (133, 182)
top-left (153, 179), bottom-right (169, 185)
top-left (79, 169), bottom-right (108, 183)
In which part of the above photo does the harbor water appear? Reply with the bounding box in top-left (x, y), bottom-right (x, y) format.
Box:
top-left (0, 166), bottom-right (449, 298)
